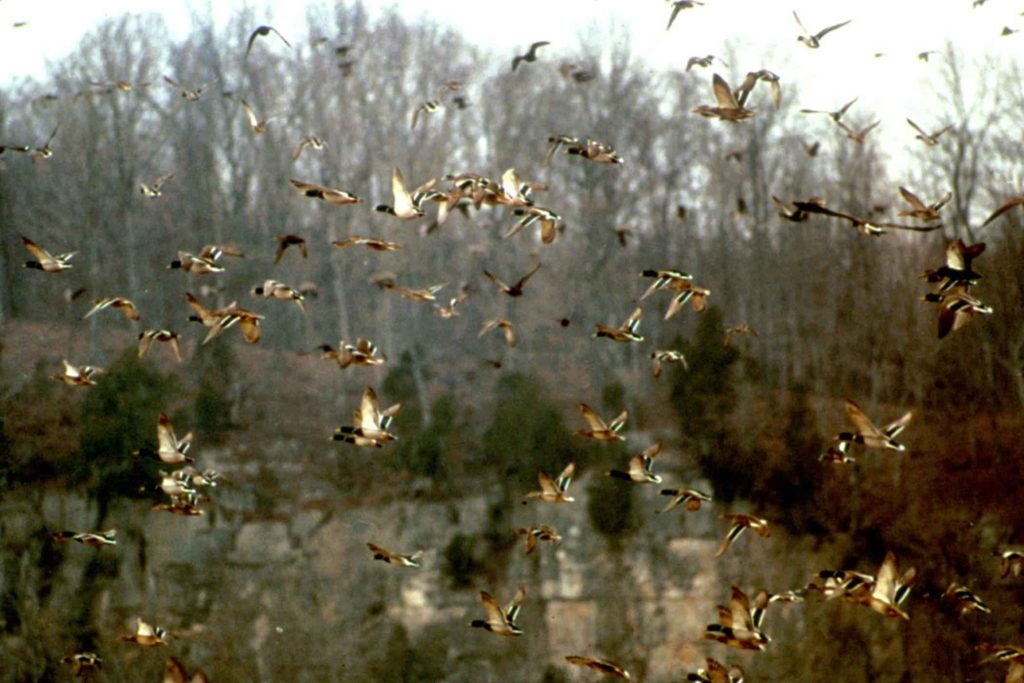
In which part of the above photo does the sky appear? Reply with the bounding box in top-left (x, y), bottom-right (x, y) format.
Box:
top-left (0, 0), bottom-right (1021, 171)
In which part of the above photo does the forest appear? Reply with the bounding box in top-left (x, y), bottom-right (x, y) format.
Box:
top-left (1, 2), bottom-right (1023, 681)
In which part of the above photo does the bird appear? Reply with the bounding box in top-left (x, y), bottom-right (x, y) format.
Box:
top-left (21, 235), bottom-right (75, 272)
top-left (367, 543), bottom-right (423, 567)
top-left (819, 439), bottom-right (856, 464)
top-left (333, 386), bottom-right (401, 448)
top-left (565, 655), bottom-right (631, 679)
top-left (152, 492), bottom-right (204, 516)
top-left (382, 281), bottom-right (447, 302)
top-left (375, 167), bottom-right (438, 219)
top-left (252, 279), bottom-right (307, 314)
top-left (802, 140), bottom-right (820, 157)
top-left (835, 400), bottom-right (912, 451)
top-left (138, 329), bottom-right (183, 362)
top-left (849, 552), bottom-right (917, 620)
top-left (292, 135), bottom-right (325, 160)
top-left (836, 119), bottom-right (881, 144)
top-left (608, 443), bottom-right (663, 483)
top-left (658, 488), bottom-right (712, 514)
top-left (139, 171), bottom-right (175, 197)
top-left (907, 118), bottom-right (953, 146)
top-left (50, 529), bottom-right (117, 548)
top-left (120, 618), bottom-right (167, 647)
top-left (790, 199), bottom-right (941, 236)
top-left (793, 11), bottom-right (851, 48)
top-left (187, 295), bottom-right (263, 345)
top-left (168, 243), bottom-right (243, 273)
top-left (51, 360), bottom-right (103, 387)
top-left (523, 462), bottom-right (575, 503)
top-left (922, 283), bottom-right (993, 339)
top-left (997, 549), bottom-right (1024, 578)
top-left (274, 234), bottom-right (307, 263)
top-left (939, 583), bottom-right (990, 615)
top-left (650, 350), bottom-right (688, 378)
top-left (479, 318), bottom-right (516, 348)
top-left (980, 196), bottom-right (1024, 228)
top-left (62, 652), bottom-right (102, 678)
top-left (715, 513), bottom-right (770, 558)
top-left (240, 99), bottom-right (275, 133)
top-left (483, 263), bottom-right (541, 297)
top-left (245, 25), bottom-right (291, 58)
top-left (332, 236), bottom-right (401, 251)
top-left (470, 587), bottom-right (525, 636)
top-left (514, 525), bottom-right (561, 554)
top-left (686, 55), bottom-right (725, 71)
top-left (575, 404), bottom-right (628, 441)
top-left (593, 307), bottom-right (644, 343)
top-left (734, 69), bottom-right (781, 110)
top-left (556, 137), bottom-right (625, 164)
top-left (511, 41), bottom-right (550, 71)
top-left (82, 296), bottom-right (140, 321)
top-left (1001, 26), bottom-right (1020, 36)
top-left (506, 206), bottom-right (563, 244)
top-left (639, 270), bottom-right (710, 319)
top-left (693, 73), bottom-right (755, 122)
top-left (897, 186), bottom-right (952, 222)
top-left (164, 657), bottom-right (210, 683)
top-left (703, 586), bottom-right (771, 650)
top-left (800, 97), bottom-right (858, 123)
top-left (163, 75), bottom-right (214, 101)
top-left (318, 338), bottom-right (386, 370)
top-left (135, 412), bottom-right (193, 464)
top-left (918, 50), bottom-right (936, 62)
top-left (686, 658), bottom-right (744, 683)
top-left (667, 1), bottom-right (704, 30)
top-left (290, 178), bottom-right (361, 205)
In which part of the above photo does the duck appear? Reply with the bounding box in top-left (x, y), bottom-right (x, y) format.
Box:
top-left (657, 487), bottom-right (712, 513)
top-left (50, 529), bottom-right (117, 548)
top-left (139, 170), bottom-right (175, 197)
top-left (836, 119), bottom-right (881, 144)
top-left (318, 338), bottom-right (386, 369)
top-left (367, 543), bottom-right (423, 567)
top-left (292, 135), bottom-right (325, 160)
top-left (835, 400), bottom-right (912, 451)
top-left (22, 235), bottom-right (75, 272)
top-left (639, 269), bottom-right (692, 299)
top-left (898, 186), bottom-right (951, 221)
top-left (375, 167), bottom-right (438, 219)
top-left (274, 234), bottom-right (307, 263)
top-left (703, 586), bottom-right (771, 650)
top-left (849, 551), bottom-right (916, 620)
top-left (138, 329), bottom-right (183, 362)
top-left (980, 196), bottom-right (1024, 228)
top-left (479, 318), bottom-right (516, 348)
top-left (333, 386), bottom-right (401, 447)
top-left (693, 73), bottom-right (755, 122)
top-left (715, 513), bottom-right (770, 558)
top-left (650, 350), bottom-right (688, 378)
top-left (164, 656), bottom-right (210, 683)
top-left (523, 462), bottom-right (575, 503)
top-left (686, 658), bottom-right (744, 683)
top-left (62, 652), bottom-right (102, 677)
top-left (82, 296), bottom-right (139, 321)
top-left (168, 251), bottom-right (223, 274)
top-left (565, 655), bottom-right (630, 679)
top-left (800, 97), bottom-right (858, 122)
top-left (997, 549), bottom-right (1024, 578)
top-left (923, 284), bottom-right (994, 339)
top-left (51, 360), bottom-right (104, 387)
top-left (152, 492), bottom-right (204, 516)
top-left (332, 236), bottom-right (401, 251)
top-left (939, 582), bottom-right (990, 615)
top-left (793, 11), bottom-right (851, 48)
top-left (383, 281), bottom-right (446, 303)
top-left (567, 138), bottom-right (625, 164)
top-left (511, 41), bottom-right (550, 71)
top-left (190, 297), bottom-right (263, 345)
top-left (921, 238), bottom-right (985, 291)
top-left (470, 587), bottom-right (525, 636)
top-left (245, 25), bottom-right (291, 58)
top-left (289, 178), bottom-right (361, 205)
top-left (240, 98), bottom-right (276, 133)
top-left (411, 98), bottom-right (443, 130)
top-left (907, 118), bottom-right (953, 146)
top-left (506, 206), bottom-right (563, 244)
top-left (608, 443), bottom-right (663, 483)
top-left (484, 263), bottom-right (541, 297)
top-left (734, 69), bottom-right (781, 110)
top-left (790, 199), bottom-right (940, 236)
top-left (686, 55), bottom-right (725, 71)
top-left (135, 412), bottom-right (193, 464)
top-left (163, 75), bottom-right (213, 101)
top-left (514, 525), bottom-right (561, 554)
top-left (593, 307), bottom-right (644, 343)
top-left (252, 279), bottom-right (307, 314)
top-left (667, 1), bottom-right (704, 30)
top-left (120, 618), bottom-right (168, 647)
top-left (575, 404), bottom-right (628, 441)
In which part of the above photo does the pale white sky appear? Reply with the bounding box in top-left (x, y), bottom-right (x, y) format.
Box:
top-left (1, 0), bottom-right (1020, 171)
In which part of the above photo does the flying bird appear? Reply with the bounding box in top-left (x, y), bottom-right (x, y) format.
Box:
top-left (793, 11), bottom-right (851, 48)
top-left (693, 73), bottom-right (755, 122)
top-left (511, 41), bottom-right (550, 71)
top-left (907, 118), bottom-right (953, 146)
top-left (21, 235), bottom-right (75, 272)
top-left (565, 656), bottom-right (631, 679)
top-left (274, 234), bottom-right (307, 263)
top-left (484, 263), bottom-right (541, 297)
top-left (667, 1), bottom-right (704, 30)
top-left (290, 178), bottom-right (361, 205)
top-left (139, 171), bottom-right (175, 197)
top-left (715, 513), bottom-right (770, 558)
top-left (138, 329), bottom-right (183, 362)
top-left (367, 543), bottom-right (423, 568)
top-left (245, 25), bottom-right (291, 58)
top-left (82, 296), bottom-right (139, 321)
top-left (800, 97), bottom-right (858, 122)
top-left (575, 404), bottom-right (627, 441)
top-left (523, 463), bottom-right (575, 503)
top-left (470, 587), bottom-right (525, 636)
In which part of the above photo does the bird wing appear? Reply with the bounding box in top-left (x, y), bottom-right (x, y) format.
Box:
top-left (883, 411), bottom-right (912, 438)
top-left (729, 586), bottom-right (755, 631)
top-left (515, 262), bottom-right (542, 288)
top-left (906, 118), bottom-right (928, 137)
top-left (792, 11), bottom-right (810, 36)
top-left (21, 235), bottom-right (54, 264)
top-left (164, 657), bottom-right (189, 683)
top-left (815, 19), bottom-right (852, 40)
top-left (505, 585), bottom-right (526, 622)
top-left (899, 186), bottom-right (927, 212)
top-left (715, 523), bottom-right (746, 558)
top-left (579, 404), bottom-right (607, 431)
top-left (981, 196), bottom-right (1024, 228)
top-left (873, 551), bottom-right (898, 602)
top-left (711, 73), bottom-right (740, 109)
top-left (845, 400), bottom-right (881, 437)
top-left (240, 99), bottom-right (259, 129)
top-left (269, 26), bottom-right (292, 48)
top-left (391, 167), bottom-right (416, 216)
top-left (479, 591), bottom-right (505, 626)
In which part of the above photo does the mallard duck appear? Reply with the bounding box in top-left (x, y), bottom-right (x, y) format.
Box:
top-left (411, 99), bottom-right (442, 130)
top-left (176, 466), bottom-right (219, 488)
top-left (138, 329), bottom-right (183, 362)
top-left (975, 645), bottom-right (1024, 683)
top-left (333, 386), bottom-right (400, 447)
top-left (650, 350), bottom-right (688, 378)
top-left (791, 199), bottom-right (940, 235)
top-left (245, 25), bottom-right (291, 58)
top-left (687, 658), bottom-right (744, 683)
top-left (470, 587), bottom-right (525, 636)
top-left (484, 263), bottom-right (541, 297)
top-left (639, 269), bottom-right (692, 299)
top-left (507, 206), bottom-right (563, 244)
top-left (62, 652), bottom-right (102, 678)
top-left (835, 400), bottom-right (912, 451)
top-left (479, 318), bottom-right (516, 348)
top-left (274, 234), bottom-right (307, 263)
top-left (375, 167), bottom-right (437, 219)
top-left (135, 412), bottom-right (193, 464)
top-left (800, 98), bottom-right (858, 122)
top-left (924, 283), bottom-right (994, 339)
top-left (980, 196), bottom-right (1024, 228)
top-left (152, 492), bottom-right (204, 516)
top-left (332, 236), bottom-right (401, 251)
top-left (593, 307), bottom-right (644, 343)
top-left (523, 462), bottom-right (575, 503)
top-left (22, 235), bottom-right (75, 272)
top-left (658, 487), bottom-right (711, 513)
top-left (693, 73), bottom-right (754, 122)
top-left (543, 135), bottom-right (580, 165)
top-left (897, 186), bottom-right (951, 222)
top-left (121, 618), bottom-right (167, 647)
top-left (997, 549), bottom-right (1024, 578)
top-left (734, 69), bottom-right (781, 110)
top-left (567, 138), bottom-right (624, 164)
top-left (608, 443), bottom-right (662, 483)
top-left (319, 338), bottom-right (386, 369)
top-left (667, 1), bottom-right (704, 30)
top-left (252, 279), bottom-right (307, 314)
top-left (292, 135), bottom-right (325, 160)
top-left (703, 586), bottom-right (771, 650)
top-left (836, 119), bottom-right (881, 144)
top-left (163, 76), bottom-right (213, 101)
top-left (83, 296), bottom-right (139, 322)
top-left (922, 238), bottom-right (985, 291)
top-left (793, 11), bottom-right (851, 48)
top-left (849, 551), bottom-right (916, 620)
top-left (818, 439), bottom-right (856, 464)
top-left (140, 170), bottom-right (176, 197)
top-left (290, 178), bottom-right (361, 205)
top-left (511, 41), bottom-right (550, 71)
top-left (164, 656), bottom-right (210, 683)
top-left (940, 582), bottom-right (990, 615)
top-left (575, 404), bottom-right (627, 441)
top-left (240, 98), bottom-right (275, 133)
top-left (565, 655), bottom-right (630, 678)
top-left (51, 360), bottom-right (104, 387)
top-left (192, 299), bottom-right (263, 345)
top-left (383, 281), bottom-right (446, 303)
top-left (168, 251), bottom-right (222, 274)
top-left (514, 525), bottom-right (561, 554)
top-left (715, 514), bottom-right (770, 558)
top-left (367, 543), bottom-right (423, 567)
top-left (686, 55), bottom-right (725, 71)
top-left (907, 118), bottom-right (953, 146)
top-left (51, 529), bottom-right (117, 548)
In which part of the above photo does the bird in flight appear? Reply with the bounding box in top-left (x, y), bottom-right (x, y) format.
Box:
top-left (793, 11), bottom-right (851, 48)
top-left (511, 41), bottom-right (550, 71)
top-left (245, 25), bottom-right (291, 58)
